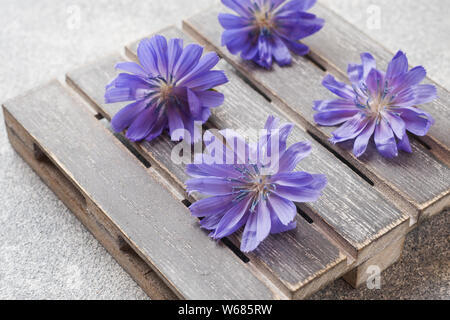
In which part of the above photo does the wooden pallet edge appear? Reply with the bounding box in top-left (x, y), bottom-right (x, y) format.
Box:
top-left (342, 235), bottom-right (406, 288)
top-left (2, 105), bottom-right (178, 300)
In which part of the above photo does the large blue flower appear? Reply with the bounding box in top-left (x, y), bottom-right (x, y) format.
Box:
top-left (186, 116), bottom-right (327, 252)
top-left (105, 35), bottom-right (228, 143)
top-left (314, 51), bottom-right (437, 158)
top-left (219, 0), bottom-right (325, 69)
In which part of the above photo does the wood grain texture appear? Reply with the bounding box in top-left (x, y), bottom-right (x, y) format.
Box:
top-left (183, 5), bottom-right (450, 222)
top-left (4, 112), bottom-right (176, 299)
top-left (67, 28), bottom-right (350, 299)
top-left (306, 3), bottom-right (450, 165)
top-left (2, 81), bottom-right (277, 300)
top-left (342, 236), bottom-right (406, 288)
top-left (123, 29), bottom-right (409, 266)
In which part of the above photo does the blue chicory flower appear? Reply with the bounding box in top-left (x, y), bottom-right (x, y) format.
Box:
top-left (314, 51), bottom-right (437, 158)
top-left (186, 116), bottom-right (327, 252)
top-left (219, 0), bottom-right (325, 69)
top-left (105, 35), bottom-right (228, 143)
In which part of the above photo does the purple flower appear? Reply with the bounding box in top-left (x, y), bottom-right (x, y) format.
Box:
top-left (314, 51), bottom-right (437, 158)
top-left (219, 0), bottom-right (324, 69)
top-left (105, 35), bottom-right (228, 143)
top-left (186, 116), bottom-right (327, 252)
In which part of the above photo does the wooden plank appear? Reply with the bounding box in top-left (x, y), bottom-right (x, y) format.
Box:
top-left (67, 29), bottom-right (351, 299)
top-left (2, 81), bottom-right (278, 300)
top-left (3, 112), bottom-right (176, 299)
top-left (183, 6), bottom-right (450, 223)
top-left (306, 3), bottom-right (450, 166)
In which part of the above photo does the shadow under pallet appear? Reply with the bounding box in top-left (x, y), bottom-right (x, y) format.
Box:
top-left (3, 3), bottom-right (449, 300)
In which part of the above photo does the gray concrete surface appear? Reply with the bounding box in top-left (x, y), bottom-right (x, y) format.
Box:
top-left (0, 0), bottom-right (448, 299)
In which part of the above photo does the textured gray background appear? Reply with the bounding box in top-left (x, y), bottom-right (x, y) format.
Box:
top-left (0, 0), bottom-right (448, 299)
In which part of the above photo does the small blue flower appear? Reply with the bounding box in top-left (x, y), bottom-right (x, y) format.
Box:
top-left (186, 116), bottom-right (327, 252)
top-left (105, 35), bottom-right (228, 143)
top-left (219, 0), bottom-right (325, 69)
top-left (314, 51), bottom-right (437, 158)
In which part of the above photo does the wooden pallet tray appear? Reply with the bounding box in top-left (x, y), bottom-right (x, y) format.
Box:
top-left (3, 3), bottom-right (449, 300)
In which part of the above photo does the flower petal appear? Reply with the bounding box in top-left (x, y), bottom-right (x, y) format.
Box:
top-left (115, 62), bottom-right (147, 77)
top-left (189, 194), bottom-right (236, 217)
top-left (167, 38), bottom-right (183, 75)
top-left (196, 90), bottom-right (225, 108)
top-left (256, 34), bottom-right (273, 68)
top-left (270, 171), bottom-right (314, 187)
top-left (280, 37), bottom-right (309, 56)
top-left (396, 106), bottom-right (434, 136)
top-left (352, 119), bottom-right (376, 158)
top-left (144, 112), bottom-right (167, 142)
top-left (186, 177), bottom-right (237, 195)
top-left (374, 117), bottom-right (398, 158)
top-left (178, 52), bottom-right (220, 85)
top-left (104, 87), bottom-right (132, 103)
top-left (270, 213), bottom-right (297, 234)
top-left (183, 70), bottom-right (229, 91)
top-left (360, 52), bottom-right (376, 80)
top-left (221, 0), bottom-right (252, 17)
top-left (272, 36), bottom-right (292, 66)
top-left (278, 0), bottom-right (317, 12)
top-left (186, 163), bottom-right (241, 178)
top-left (277, 141), bottom-right (312, 172)
top-left (126, 106), bottom-right (158, 142)
top-left (386, 50), bottom-right (408, 81)
top-left (173, 43), bottom-right (203, 80)
top-left (306, 174), bottom-right (328, 191)
top-left (200, 212), bottom-right (227, 230)
top-left (167, 105), bottom-right (185, 141)
top-left (150, 35), bottom-right (169, 78)
top-left (241, 199), bottom-right (271, 252)
top-left (347, 63), bottom-right (364, 85)
top-left (322, 74), bottom-right (355, 100)
top-left (410, 84), bottom-right (438, 106)
top-left (383, 111), bottom-right (406, 139)
top-left (398, 131), bottom-right (412, 153)
top-left (313, 99), bottom-right (357, 111)
top-left (218, 13), bottom-right (250, 29)
top-left (187, 88), bottom-right (201, 117)
top-left (392, 66), bottom-right (427, 94)
top-left (222, 27), bottom-right (253, 54)
top-left (273, 185), bottom-right (322, 203)
top-left (137, 38), bottom-right (159, 75)
top-left (330, 113), bottom-right (369, 143)
top-left (214, 197), bottom-right (252, 239)
top-left (366, 68), bottom-right (385, 97)
top-left (111, 100), bottom-right (147, 132)
top-left (267, 193), bottom-right (297, 225)
top-left (314, 109), bottom-right (360, 126)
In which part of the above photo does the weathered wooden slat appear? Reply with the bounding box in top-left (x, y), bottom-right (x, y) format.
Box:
top-left (183, 6), bottom-right (450, 223)
top-left (3, 111), bottom-right (177, 299)
top-left (67, 29), bottom-right (352, 299)
top-left (306, 3), bottom-right (450, 166)
top-left (2, 81), bottom-right (278, 300)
